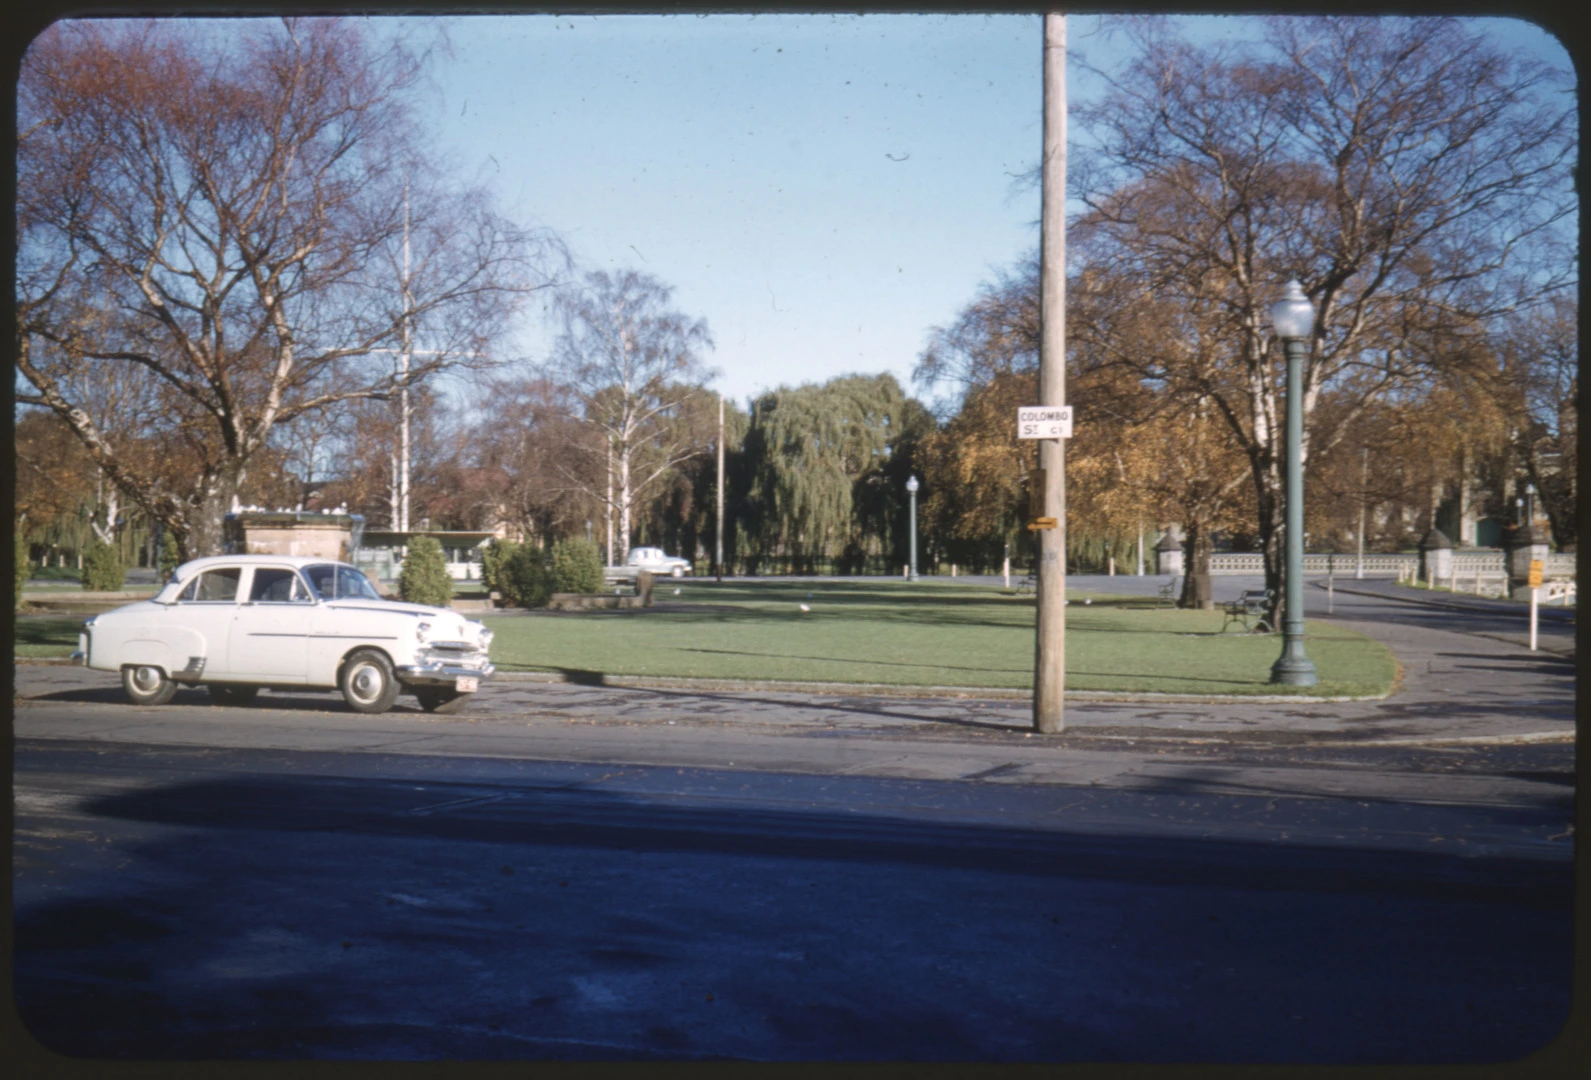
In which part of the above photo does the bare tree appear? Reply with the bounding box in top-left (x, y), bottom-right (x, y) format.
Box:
top-left (1069, 15), bottom-right (1575, 606)
top-left (542, 269), bottom-right (716, 564)
top-left (16, 18), bottom-right (560, 557)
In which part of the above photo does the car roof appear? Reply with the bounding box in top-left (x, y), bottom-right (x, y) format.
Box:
top-left (172, 554), bottom-right (351, 576)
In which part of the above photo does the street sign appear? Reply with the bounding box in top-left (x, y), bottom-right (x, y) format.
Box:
top-left (1527, 559), bottom-right (1544, 589)
top-left (1027, 517), bottom-right (1058, 531)
top-left (1018, 406), bottom-right (1072, 439)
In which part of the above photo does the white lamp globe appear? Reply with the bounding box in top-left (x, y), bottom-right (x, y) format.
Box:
top-left (1270, 280), bottom-right (1315, 340)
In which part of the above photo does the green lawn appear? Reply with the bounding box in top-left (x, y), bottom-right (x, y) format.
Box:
top-left (481, 580), bottom-right (1397, 697)
top-left (14, 615), bottom-right (84, 658)
top-left (13, 581), bottom-right (1399, 696)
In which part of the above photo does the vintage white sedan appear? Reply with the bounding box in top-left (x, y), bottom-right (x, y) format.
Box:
top-left (72, 555), bottom-right (495, 714)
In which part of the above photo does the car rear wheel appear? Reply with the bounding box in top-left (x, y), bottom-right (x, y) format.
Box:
top-left (208, 684), bottom-right (259, 706)
top-left (339, 649), bottom-right (399, 714)
top-left (414, 686), bottom-right (471, 714)
top-left (122, 664), bottom-right (177, 706)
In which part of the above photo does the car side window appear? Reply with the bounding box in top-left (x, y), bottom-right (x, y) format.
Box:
top-left (337, 566), bottom-right (382, 601)
top-left (178, 568), bottom-right (241, 603)
top-left (250, 567), bottom-right (308, 603)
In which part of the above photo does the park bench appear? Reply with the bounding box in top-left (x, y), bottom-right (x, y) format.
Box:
top-left (1156, 576), bottom-right (1179, 607)
top-left (1221, 588), bottom-right (1274, 633)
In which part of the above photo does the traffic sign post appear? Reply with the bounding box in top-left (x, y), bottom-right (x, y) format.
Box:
top-left (1018, 406), bottom-right (1073, 440)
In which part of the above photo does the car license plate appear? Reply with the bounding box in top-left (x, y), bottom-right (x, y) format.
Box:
top-left (455, 676), bottom-right (478, 693)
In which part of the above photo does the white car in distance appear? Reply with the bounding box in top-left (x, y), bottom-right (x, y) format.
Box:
top-left (625, 547), bottom-right (692, 577)
top-left (73, 555), bottom-right (495, 714)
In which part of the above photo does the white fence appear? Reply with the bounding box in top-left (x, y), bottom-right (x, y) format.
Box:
top-left (1207, 550), bottom-right (1574, 579)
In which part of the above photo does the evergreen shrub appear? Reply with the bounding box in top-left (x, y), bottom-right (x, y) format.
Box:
top-left (550, 538), bottom-right (605, 594)
top-left (82, 539), bottom-right (125, 592)
top-left (398, 535), bottom-right (453, 607)
top-left (501, 544), bottom-right (551, 608)
top-left (480, 538), bottom-right (519, 595)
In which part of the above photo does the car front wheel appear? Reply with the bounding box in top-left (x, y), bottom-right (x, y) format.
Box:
top-left (339, 649), bottom-right (399, 714)
top-left (208, 684), bottom-right (259, 706)
top-left (414, 686), bottom-right (471, 714)
top-left (122, 664), bottom-right (177, 706)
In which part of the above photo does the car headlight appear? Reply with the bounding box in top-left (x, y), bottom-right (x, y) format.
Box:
top-left (416, 620), bottom-right (432, 643)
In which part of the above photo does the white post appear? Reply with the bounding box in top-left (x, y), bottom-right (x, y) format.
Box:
top-left (1530, 587), bottom-right (1539, 651)
top-left (1003, 551), bottom-right (1011, 589)
top-left (1136, 521), bottom-right (1143, 576)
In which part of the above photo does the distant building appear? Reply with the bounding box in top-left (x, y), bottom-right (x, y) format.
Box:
top-left (353, 530), bottom-right (497, 583)
top-left (223, 510), bottom-right (363, 562)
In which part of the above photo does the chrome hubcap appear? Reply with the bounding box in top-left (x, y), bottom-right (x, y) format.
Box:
top-left (132, 666), bottom-right (162, 693)
top-left (350, 664), bottom-right (382, 702)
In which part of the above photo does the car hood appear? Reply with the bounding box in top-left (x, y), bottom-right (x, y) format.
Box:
top-left (325, 598), bottom-right (461, 620)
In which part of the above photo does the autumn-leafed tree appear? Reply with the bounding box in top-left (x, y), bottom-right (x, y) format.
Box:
top-left (919, 259), bottom-right (1252, 590)
top-left (16, 18), bottom-right (559, 557)
top-left (461, 374), bottom-right (604, 542)
top-left (315, 387), bottom-right (459, 529)
top-left (1069, 14), bottom-right (1576, 606)
top-left (916, 258), bottom-right (1041, 569)
top-left (542, 269), bottom-right (716, 564)
top-left (14, 411), bottom-right (96, 556)
top-left (1493, 295), bottom-right (1577, 548)
top-left (918, 371), bottom-right (1035, 572)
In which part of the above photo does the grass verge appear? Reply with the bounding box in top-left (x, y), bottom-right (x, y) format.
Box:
top-left (481, 580), bottom-right (1396, 697)
top-left (14, 615), bottom-right (83, 658)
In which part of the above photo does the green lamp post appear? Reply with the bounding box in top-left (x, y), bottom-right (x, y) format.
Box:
top-left (906, 474), bottom-right (920, 581)
top-left (1270, 280), bottom-right (1318, 687)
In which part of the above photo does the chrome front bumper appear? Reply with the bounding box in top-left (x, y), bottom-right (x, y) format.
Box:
top-left (395, 660), bottom-right (496, 687)
top-left (69, 650), bottom-right (86, 665)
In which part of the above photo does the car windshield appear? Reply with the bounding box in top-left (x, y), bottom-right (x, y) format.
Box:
top-left (303, 563), bottom-right (384, 601)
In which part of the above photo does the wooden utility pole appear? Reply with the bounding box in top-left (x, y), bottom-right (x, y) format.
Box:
top-left (716, 394), bottom-right (726, 582)
top-left (1034, 11), bottom-right (1067, 734)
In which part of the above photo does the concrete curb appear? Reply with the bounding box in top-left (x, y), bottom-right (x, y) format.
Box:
top-left (13, 656), bottom-right (1391, 703)
top-left (1073, 730), bottom-right (1574, 748)
top-left (486, 669), bottom-right (1392, 704)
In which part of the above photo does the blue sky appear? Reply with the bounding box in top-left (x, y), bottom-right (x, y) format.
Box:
top-left (417, 13), bottom-right (1571, 408)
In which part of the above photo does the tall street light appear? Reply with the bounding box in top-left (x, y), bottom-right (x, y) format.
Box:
top-left (906, 475), bottom-right (920, 581)
top-left (1270, 280), bottom-right (1318, 687)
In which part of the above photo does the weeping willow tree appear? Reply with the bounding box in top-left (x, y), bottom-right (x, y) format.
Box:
top-left (741, 373), bottom-right (931, 574)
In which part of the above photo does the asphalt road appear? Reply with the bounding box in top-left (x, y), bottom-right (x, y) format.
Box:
top-left (9, 575), bottom-right (1578, 1063)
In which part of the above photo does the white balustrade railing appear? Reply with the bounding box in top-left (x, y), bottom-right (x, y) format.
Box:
top-left (1207, 549), bottom-right (1573, 580)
